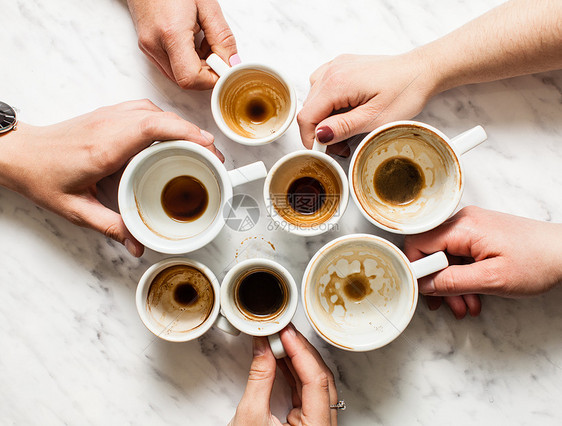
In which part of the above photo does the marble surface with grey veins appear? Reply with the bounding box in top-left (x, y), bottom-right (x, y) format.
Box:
top-left (2, 0), bottom-right (562, 425)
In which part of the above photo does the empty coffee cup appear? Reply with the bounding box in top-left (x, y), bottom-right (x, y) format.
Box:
top-left (349, 121), bottom-right (487, 234)
top-left (207, 53), bottom-right (297, 146)
top-left (302, 234), bottom-right (448, 351)
top-left (136, 257), bottom-right (239, 342)
top-left (264, 142), bottom-right (349, 236)
top-left (220, 258), bottom-right (298, 358)
top-left (118, 140), bottom-right (267, 254)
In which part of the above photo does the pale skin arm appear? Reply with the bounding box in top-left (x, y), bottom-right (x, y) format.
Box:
top-left (0, 100), bottom-right (222, 257)
top-left (298, 0), bottom-right (562, 147)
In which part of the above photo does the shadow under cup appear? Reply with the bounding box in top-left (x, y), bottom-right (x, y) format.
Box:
top-left (352, 124), bottom-right (461, 233)
top-left (302, 235), bottom-right (417, 351)
top-left (218, 68), bottom-right (292, 139)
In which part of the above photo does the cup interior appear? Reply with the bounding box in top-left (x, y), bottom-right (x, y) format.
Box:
top-left (265, 151), bottom-right (347, 234)
top-left (351, 123), bottom-right (462, 233)
top-left (221, 259), bottom-right (298, 336)
top-left (119, 141), bottom-right (230, 254)
top-left (302, 234), bottom-right (417, 351)
top-left (136, 258), bottom-right (220, 342)
top-left (213, 64), bottom-right (296, 145)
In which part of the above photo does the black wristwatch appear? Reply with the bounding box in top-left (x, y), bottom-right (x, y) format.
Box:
top-left (0, 101), bottom-right (17, 134)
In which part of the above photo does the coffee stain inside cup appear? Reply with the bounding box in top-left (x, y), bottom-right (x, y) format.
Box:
top-left (315, 246), bottom-right (401, 323)
top-left (147, 265), bottom-right (215, 335)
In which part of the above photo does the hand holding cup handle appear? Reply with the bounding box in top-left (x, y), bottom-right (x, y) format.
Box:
top-left (207, 53), bottom-right (232, 77)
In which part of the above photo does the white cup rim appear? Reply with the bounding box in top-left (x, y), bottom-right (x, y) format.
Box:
top-left (301, 233), bottom-right (418, 351)
top-left (221, 258), bottom-right (298, 336)
top-left (210, 62), bottom-right (297, 146)
top-left (136, 257), bottom-right (221, 342)
top-left (348, 120), bottom-right (465, 234)
top-left (118, 140), bottom-right (233, 254)
top-left (263, 150), bottom-right (349, 236)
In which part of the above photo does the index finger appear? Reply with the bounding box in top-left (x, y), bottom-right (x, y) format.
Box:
top-left (162, 29), bottom-right (217, 90)
top-left (403, 213), bottom-right (475, 262)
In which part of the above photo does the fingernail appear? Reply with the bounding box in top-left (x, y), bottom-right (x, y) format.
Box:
top-left (216, 148), bottom-right (225, 163)
top-left (419, 279), bottom-right (435, 295)
top-left (285, 323), bottom-right (296, 337)
top-left (124, 239), bottom-right (137, 257)
top-left (253, 337), bottom-right (267, 356)
top-left (201, 129), bottom-right (214, 143)
top-left (229, 54), bottom-right (241, 66)
top-left (316, 126), bottom-right (334, 143)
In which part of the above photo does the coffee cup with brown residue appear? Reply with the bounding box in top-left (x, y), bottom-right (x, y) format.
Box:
top-left (302, 234), bottom-right (448, 351)
top-left (349, 120), bottom-right (487, 234)
top-left (207, 53), bottom-right (296, 146)
top-left (136, 258), bottom-right (239, 342)
top-left (264, 141), bottom-right (349, 236)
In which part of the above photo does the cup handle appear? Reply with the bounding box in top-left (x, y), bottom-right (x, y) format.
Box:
top-left (410, 251), bottom-right (449, 279)
top-left (207, 53), bottom-right (231, 77)
top-left (214, 314), bottom-right (240, 336)
top-left (228, 161), bottom-right (268, 188)
top-left (268, 333), bottom-right (287, 359)
top-left (451, 125), bottom-right (487, 155)
top-left (312, 139), bottom-right (327, 153)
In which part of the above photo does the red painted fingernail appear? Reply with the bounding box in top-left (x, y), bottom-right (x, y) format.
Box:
top-left (229, 54), bottom-right (241, 66)
top-left (316, 126), bottom-right (334, 143)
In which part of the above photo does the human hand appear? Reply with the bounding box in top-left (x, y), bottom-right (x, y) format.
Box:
top-left (230, 325), bottom-right (338, 426)
top-left (127, 0), bottom-right (238, 90)
top-left (0, 99), bottom-right (221, 257)
top-left (297, 52), bottom-right (436, 149)
top-left (404, 206), bottom-right (562, 319)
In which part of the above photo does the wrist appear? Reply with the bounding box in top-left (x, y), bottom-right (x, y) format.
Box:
top-left (0, 122), bottom-right (32, 192)
top-left (401, 46), bottom-right (444, 103)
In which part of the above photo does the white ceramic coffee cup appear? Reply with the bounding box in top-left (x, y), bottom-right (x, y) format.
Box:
top-left (119, 140), bottom-right (267, 254)
top-left (263, 142), bottom-right (349, 236)
top-left (349, 121), bottom-right (487, 234)
top-left (220, 258), bottom-right (298, 358)
top-left (207, 53), bottom-right (297, 146)
top-left (302, 234), bottom-right (448, 351)
top-left (136, 257), bottom-right (239, 342)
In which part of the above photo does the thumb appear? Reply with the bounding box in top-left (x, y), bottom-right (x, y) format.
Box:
top-left (419, 259), bottom-right (502, 297)
top-left (315, 104), bottom-right (375, 145)
top-left (198, 2), bottom-right (238, 65)
top-left (238, 337), bottom-right (277, 410)
top-left (69, 196), bottom-right (144, 257)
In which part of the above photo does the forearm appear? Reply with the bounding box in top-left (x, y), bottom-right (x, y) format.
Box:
top-left (418, 0), bottom-right (562, 95)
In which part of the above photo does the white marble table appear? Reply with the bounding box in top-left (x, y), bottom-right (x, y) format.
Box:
top-left (2, 0), bottom-right (562, 424)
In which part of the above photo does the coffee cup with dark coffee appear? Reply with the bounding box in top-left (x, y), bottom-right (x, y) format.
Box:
top-left (207, 53), bottom-right (296, 146)
top-left (264, 142), bottom-right (349, 236)
top-left (219, 258), bottom-right (298, 358)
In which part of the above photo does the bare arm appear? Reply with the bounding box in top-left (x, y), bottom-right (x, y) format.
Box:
top-left (422, 0), bottom-right (562, 95)
top-left (298, 0), bottom-right (562, 148)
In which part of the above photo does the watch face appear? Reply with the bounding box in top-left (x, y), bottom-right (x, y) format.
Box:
top-left (0, 101), bottom-right (17, 133)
